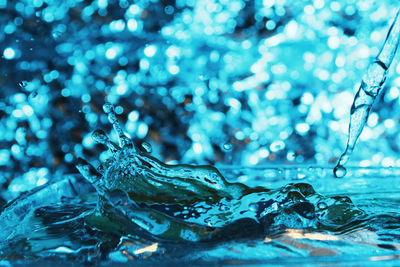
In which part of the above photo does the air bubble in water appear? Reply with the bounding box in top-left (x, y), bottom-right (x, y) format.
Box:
top-left (333, 165), bottom-right (347, 178)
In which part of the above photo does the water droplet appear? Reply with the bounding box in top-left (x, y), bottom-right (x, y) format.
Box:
top-left (317, 202), bottom-right (328, 210)
top-left (19, 81), bottom-right (27, 88)
top-left (141, 142), bottom-right (152, 153)
top-left (103, 102), bottom-right (114, 114)
top-left (249, 203), bottom-right (258, 212)
top-left (30, 91), bottom-right (38, 98)
top-left (102, 102), bottom-right (133, 148)
top-left (92, 129), bottom-right (109, 144)
top-left (52, 31), bottom-right (63, 40)
top-left (222, 143), bottom-right (232, 151)
top-left (333, 165), bottom-right (347, 178)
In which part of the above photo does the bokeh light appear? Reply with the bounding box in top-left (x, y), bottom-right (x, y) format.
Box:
top-left (1, 0), bottom-right (400, 200)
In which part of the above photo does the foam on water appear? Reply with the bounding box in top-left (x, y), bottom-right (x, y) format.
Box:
top-left (334, 10), bottom-right (400, 177)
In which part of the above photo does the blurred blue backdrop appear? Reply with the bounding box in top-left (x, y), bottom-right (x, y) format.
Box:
top-left (0, 0), bottom-right (399, 200)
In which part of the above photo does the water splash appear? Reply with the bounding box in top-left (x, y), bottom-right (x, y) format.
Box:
top-left (334, 10), bottom-right (400, 178)
top-left (3, 104), bottom-right (400, 262)
top-left (73, 103), bottom-right (364, 243)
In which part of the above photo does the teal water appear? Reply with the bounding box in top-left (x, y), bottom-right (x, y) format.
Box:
top-left (2, 104), bottom-right (400, 265)
top-left (2, 167), bottom-right (400, 265)
top-left (2, 3), bottom-right (400, 265)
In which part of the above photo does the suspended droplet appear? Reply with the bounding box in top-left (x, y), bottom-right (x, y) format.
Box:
top-left (51, 31), bottom-right (63, 40)
top-left (333, 165), bottom-right (347, 178)
top-left (102, 102), bottom-right (133, 148)
top-left (92, 129), bottom-right (119, 153)
top-left (141, 142), bottom-right (152, 153)
top-left (92, 129), bottom-right (109, 145)
top-left (103, 102), bottom-right (114, 114)
top-left (30, 91), bottom-right (38, 98)
top-left (222, 143), bottom-right (232, 151)
top-left (19, 81), bottom-right (28, 88)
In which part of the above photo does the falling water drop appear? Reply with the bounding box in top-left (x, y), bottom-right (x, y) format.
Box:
top-left (334, 10), bottom-right (400, 176)
top-left (333, 165), bottom-right (347, 178)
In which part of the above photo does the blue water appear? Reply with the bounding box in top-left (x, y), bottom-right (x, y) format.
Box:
top-left (2, 0), bottom-right (400, 265)
top-left (3, 165), bottom-right (400, 264)
top-left (2, 104), bottom-right (400, 265)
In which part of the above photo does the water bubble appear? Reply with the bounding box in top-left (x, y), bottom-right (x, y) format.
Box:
top-left (103, 102), bottom-right (114, 114)
top-left (317, 202), bottom-right (328, 210)
top-left (222, 143), bottom-right (232, 151)
top-left (333, 165), bottom-right (347, 178)
top-left (141, 142), bottom-right (152, 153)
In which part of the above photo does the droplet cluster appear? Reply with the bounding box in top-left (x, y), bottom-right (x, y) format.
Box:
top-left (1, 1), bottom-right (400, 200)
